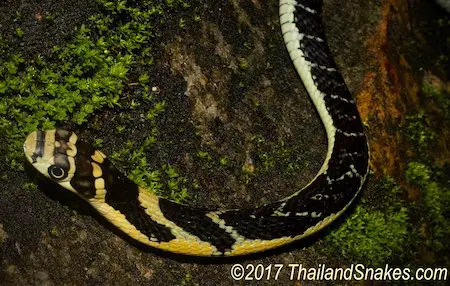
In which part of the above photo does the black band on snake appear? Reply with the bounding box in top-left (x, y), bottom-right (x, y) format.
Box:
top-left (24, 0), bottom-right (369, 256)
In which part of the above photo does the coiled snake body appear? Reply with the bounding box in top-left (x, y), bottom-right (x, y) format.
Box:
top-left (24, 0), bottom-right (369, 256)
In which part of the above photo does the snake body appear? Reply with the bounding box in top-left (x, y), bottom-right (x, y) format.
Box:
top-left (24, 0), bottom-right (369, 256)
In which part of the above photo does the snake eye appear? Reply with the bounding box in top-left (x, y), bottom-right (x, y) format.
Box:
top-left (48, 165), bottom-right (67, 180)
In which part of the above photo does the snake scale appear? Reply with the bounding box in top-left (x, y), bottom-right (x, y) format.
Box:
top-left (24, 0), bottom-right (369, 256)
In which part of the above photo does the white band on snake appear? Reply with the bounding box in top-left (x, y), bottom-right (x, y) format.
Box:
top-left (24, 0), bottom-right (369, 256)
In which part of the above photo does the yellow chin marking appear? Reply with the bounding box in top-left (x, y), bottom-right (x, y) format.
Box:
top-left (94, 189), bottom-right (107, 201)
top-left (68, 157), bottom-right (76, 174)
top-left (95, 178), bottom-right (105, 189)
top-left (69, 132), bottom-right (78, 144)
top-left (91, 150), bottom-right (105, 164)
top-left (65, 142), bottom-right (77, 157)
top-left (91, 162), bottom-right (102, 178)
top-left (66, 148), bottom-right (77, 157)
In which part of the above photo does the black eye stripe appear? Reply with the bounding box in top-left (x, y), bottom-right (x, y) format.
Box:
top-left (31, 131), bottom-right (45, 163)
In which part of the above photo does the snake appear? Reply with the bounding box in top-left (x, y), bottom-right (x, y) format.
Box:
top-left (23, 0), bottom-right (369, 257)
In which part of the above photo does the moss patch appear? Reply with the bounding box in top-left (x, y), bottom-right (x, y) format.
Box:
top-left (327, 178), bottom-right (409, 266)
top-left (0, 0), bottom-right (197, 201)
top-left (405, 111), bottom-right (437, 153)
top-left (405, 162), bottom-right (450, 264)
top-left (1, 0), bottom-right (158, 167)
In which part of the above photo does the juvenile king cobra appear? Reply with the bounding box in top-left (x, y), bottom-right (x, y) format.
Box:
top-left (24, 0), bottom-right (369, 256)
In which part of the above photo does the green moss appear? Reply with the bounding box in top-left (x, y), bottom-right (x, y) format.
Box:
top-left (110, 137), bottom-right (192, 203)
top-left (13, 11), bottom-right (24, 22)
top-left (94, 138), bottom-right (104, 148)
top-left (219, 155), bottom-right (229, 166)
top-left (108, 98), bottom-right (193, 203)
top-left (331, 162), bottom-right (450, 266)
top-left (196, 151), bottom-right (212, 161)
top-left (166, 0), bottom-right (190, 9)
top-left (0, 0), bottom-right (165, 168)
top-left (22, 182), bottom-right (38, 192)
top-left (15, 27), bottom-right (24, 38)
top-left (178, 19), bottom-right (186, 28)
top-left (328, 178), bottom-right (409, 266)
top-left (405, 111), bottom-right (437, 152)
top-left (0, 174), bottom-right (7, 182)
top-left (146, 101), bottom-right (166, 120)
top-left (0, 0), bottom-right (198, 203)
top-left (179, 273), bottom-right (193, 286)
top-left (238, 57), bottom-right (249, 70)
top-left (44, 14), bottom-right (54, 23)
top-left (406, 162), bottom-right (450, 258)
top-left (422, 80), bottom-right (441, 98)
top-left (50, 227), bottom-right (59, 237)
top-left (329, 204), bottom-right (409, 266)
top-left (422, 75), bottom-right (449, 118)
top-left (405, 161), bottom-right (431, 183)
top-left (248, 134), bottom-right (303, 175)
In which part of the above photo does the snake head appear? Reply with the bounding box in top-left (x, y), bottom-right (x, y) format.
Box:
top-left (24, 129), bottom-right (108, 200)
